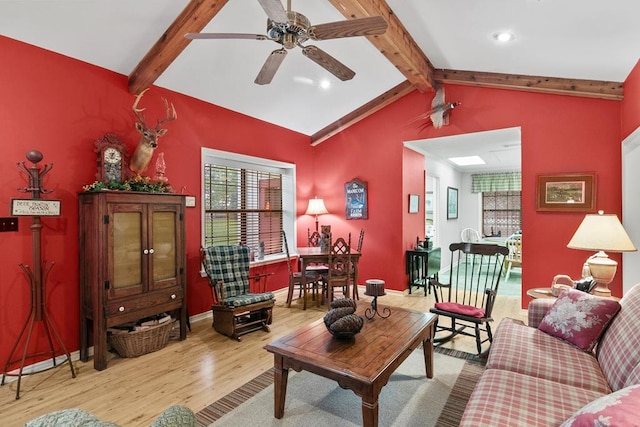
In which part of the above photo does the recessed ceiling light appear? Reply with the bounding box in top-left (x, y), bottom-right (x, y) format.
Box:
top-left (293, 76), bottom-right (314, 85)
top-left (493, 31), bottom-right (515, 42)
top-left (449, 156), bottom-right (486, 166)
top-left (319, 79), bottom-right (331, 90)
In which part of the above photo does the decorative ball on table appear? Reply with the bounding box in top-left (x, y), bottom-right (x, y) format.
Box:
top-left (323, 298), bottom-right (364, 338)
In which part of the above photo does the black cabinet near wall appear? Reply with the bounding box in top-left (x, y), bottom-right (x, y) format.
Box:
top-left (406, 247), bottom-right (441, 296)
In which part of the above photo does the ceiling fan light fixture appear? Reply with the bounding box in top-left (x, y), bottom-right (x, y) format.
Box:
top-left (493, 31), bottom-right (515, 42)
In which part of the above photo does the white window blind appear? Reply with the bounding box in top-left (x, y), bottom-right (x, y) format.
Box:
top-left (201, 148), bottom-right (296, 260)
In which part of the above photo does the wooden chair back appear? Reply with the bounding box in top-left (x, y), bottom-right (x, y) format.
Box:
top-left (357, 228), bottom-right (365, 252)
top-left (326, 241), bottom-right (352, 303)
top-left (308, 229), bottom-right (321, 247)
top-left (505, 237), bottom-right (522, 265)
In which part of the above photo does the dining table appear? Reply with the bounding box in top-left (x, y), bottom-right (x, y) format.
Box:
top-left (296, 246), bottom-right (362, 309)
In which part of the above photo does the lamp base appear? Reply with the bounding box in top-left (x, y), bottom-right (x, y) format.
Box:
top-left (592, 286), bottom-right (612, 297)
top-left (586, 251), bottom-right (617, 298)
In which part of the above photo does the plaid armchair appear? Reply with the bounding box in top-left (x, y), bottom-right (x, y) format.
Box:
top-left (201, 245), bottom-right (275, 341)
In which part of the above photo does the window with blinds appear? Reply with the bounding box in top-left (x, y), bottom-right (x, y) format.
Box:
top-left (482, 191), bottom-right (522, 238)
top-left (204, 164), bottom-right (283, 256)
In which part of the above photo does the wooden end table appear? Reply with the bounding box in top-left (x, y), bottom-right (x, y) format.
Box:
top-left (264, 305), bottom-right (437, 427)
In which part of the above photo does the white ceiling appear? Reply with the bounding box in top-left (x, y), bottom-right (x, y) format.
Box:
top-left (405, 127), bottom-right (522, 174)
top-left (1, 0), bottom-right (638, 171)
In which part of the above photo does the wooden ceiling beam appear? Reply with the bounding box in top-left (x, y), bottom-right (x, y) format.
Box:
top-left (434, 69), bottom-right (623, 100)
top-left (327, 0), bottom-right (435, 93)
top-left (311, 80), bottom-right (415, 145)
top-left (128, 0), bottom-right (229, 95)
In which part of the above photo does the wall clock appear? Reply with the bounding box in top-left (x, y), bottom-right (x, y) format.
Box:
top-left (95, 133), bottom-right (128, 183)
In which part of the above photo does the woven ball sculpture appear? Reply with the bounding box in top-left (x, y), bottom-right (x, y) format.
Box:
top-left (323, 298), bottom-right (364, 338)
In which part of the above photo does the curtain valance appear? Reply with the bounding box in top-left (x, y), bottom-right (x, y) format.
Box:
top-left (471, 172), bottom-right (521, 193)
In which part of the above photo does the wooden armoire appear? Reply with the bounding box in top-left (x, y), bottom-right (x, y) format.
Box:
top-left (78, 191), bottom-right (187, 370)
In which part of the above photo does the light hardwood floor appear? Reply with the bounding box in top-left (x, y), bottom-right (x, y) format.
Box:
top-left (1, 288), bottom-right (526, 426)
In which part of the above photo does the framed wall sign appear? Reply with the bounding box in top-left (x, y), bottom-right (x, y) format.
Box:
top-left (408, 194), bottom-right (419, 214)
top-left (447, 187), bottom-right (458, 220)
top-left (536, 173), bottom-right (596, 212)
top-left (11, 199), bottom-right (61, 216)
top-left (345, 179), bottom-right (368, 220)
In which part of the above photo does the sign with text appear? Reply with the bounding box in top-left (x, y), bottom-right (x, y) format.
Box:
top-left (345, 179), bottom-right (368, 220)
top-left (11, 199), bottom-right (62, 216)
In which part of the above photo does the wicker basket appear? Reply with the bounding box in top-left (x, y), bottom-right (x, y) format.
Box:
top-left (109, 320), bottom-right (173, 358)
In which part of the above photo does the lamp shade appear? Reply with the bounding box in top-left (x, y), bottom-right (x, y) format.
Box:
top-left (305, 198), bottom-right (328, 216)
top-left (567, 211), bottom-right (637, 253)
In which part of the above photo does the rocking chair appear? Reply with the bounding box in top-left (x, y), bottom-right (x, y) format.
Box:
top-left (429, 242), bottom-right (509, 355)
top-left (201, 245), bottom-right (275, 341)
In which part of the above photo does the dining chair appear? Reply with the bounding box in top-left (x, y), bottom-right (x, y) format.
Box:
top-left (325, 237), bottom-right (352, 305)
top-left (503, 235), bottom-right (522, 281)
top-left (308, 229), bottom-right (321, 247)
top-left (305, 228), bottom-right (329, 278)
top-left (282, 231), bottom-right (322, 309)
top-left (349, 229), bottom-right (365, 300)
top-left (429, 242), bottom-right (509, 355)
top-left (460, 228), bottom-right (482, 243)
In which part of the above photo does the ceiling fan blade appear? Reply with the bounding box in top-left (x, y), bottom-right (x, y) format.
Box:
top-left (185, 33), bottom-right (269, 40)
top-left (302, 45), bottom-right (355, 81)
top-left (255, 49), bottom-right (287, 85)
top-left (257, 0), bottom-right (288, 23)
top-left (310, 16), bottom-right (388, 40)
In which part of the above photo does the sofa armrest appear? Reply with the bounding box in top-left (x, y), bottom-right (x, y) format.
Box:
top-left (528, 298), bottom-right (555, 328)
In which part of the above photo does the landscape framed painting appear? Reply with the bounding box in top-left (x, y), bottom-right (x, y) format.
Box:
top-left (536, 173), bottom-right (596, 212)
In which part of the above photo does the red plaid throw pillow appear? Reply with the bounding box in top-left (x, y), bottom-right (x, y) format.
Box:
top-left (538, 288), bottom-right (621, 352)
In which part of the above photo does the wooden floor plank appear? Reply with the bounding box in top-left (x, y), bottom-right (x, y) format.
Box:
top-left (0, 288), bottom-right (525, 426)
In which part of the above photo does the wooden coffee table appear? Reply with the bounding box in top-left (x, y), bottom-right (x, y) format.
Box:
top-left (264, 305), bottom-right (437, 427)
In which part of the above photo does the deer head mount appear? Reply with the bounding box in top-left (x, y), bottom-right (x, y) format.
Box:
top-left (129, 88), bottom-right (177, 176)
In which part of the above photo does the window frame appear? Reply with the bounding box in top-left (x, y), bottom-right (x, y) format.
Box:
top-left (201, 148), bottom-right (296, 264)
top-left (481, 190), bottom-right (522, 238)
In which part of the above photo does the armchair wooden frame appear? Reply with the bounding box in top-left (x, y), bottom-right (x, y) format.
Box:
top-left (429, 242), bottom-right (509, 355)
top-left (200, 245), bottom-right (275, 341)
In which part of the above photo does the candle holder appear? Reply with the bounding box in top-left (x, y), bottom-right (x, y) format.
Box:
top-left (364, 279), bottom-right (390, 319)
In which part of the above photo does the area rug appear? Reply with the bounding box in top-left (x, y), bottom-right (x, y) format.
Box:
top-left (196, 347), bottom-right (484, 426)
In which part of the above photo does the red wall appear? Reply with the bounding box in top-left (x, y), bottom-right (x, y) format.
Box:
top-left (315, 84), bottom-right (623, 301)
top-left (1, 33), bottom-right (634, 367)
top-left (0, 36), bottom-right (313, 367)
top-left (622, 60), bottom-right (640, 139)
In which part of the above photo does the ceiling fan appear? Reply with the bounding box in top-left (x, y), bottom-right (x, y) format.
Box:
top-left (185, 0), bottom-right (388, 85)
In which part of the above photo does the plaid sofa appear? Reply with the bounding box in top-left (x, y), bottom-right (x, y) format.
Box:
top-left (460, 283), bottom-right (640, 426)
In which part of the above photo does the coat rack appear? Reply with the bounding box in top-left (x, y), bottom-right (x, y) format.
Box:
top-left (1, 150), bottom-right (75, 399)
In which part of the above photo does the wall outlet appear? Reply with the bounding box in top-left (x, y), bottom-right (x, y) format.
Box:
top-left (0, 217), bottom-right (18, 232)
top-left (185, 196), bottom-right (196, 208)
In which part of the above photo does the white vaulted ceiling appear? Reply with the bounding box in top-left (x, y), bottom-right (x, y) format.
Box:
top-left (1, 0), bottom-right (638, 159)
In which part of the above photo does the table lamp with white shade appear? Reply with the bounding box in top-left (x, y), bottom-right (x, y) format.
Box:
top-left (305, 197), bottom-right (328, 232)
top-left (567, 210), bottom-right (637, 297)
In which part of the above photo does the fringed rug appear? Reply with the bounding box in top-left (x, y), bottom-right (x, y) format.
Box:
top-left (196, 346), bottom-right (485, 426)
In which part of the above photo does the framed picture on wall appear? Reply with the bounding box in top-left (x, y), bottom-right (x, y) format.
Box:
top-left (408, 194), bottom-right (419, 213)
top-left (447, 187), bottom-right (458, 219)
top-left (345, 179), bottom-right (368, 219)
top-left (536, 173), bottom-right (596, 212)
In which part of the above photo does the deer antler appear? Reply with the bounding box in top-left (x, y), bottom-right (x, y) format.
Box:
top-left (132, 88), bottom-right (149, 125)
top-left (157, 98), bottom-right (177, 127)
